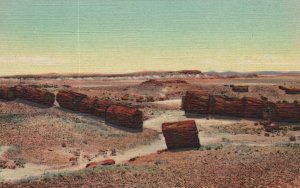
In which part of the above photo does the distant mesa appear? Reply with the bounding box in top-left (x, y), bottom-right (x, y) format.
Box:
top-left (140, 79), bottom-right (188, 86)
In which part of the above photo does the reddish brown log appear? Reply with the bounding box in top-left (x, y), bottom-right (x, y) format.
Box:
top-left (105, 104), bottom-right (143, 129)
top-left (182, 91), bottom-right (210, 114)
top-left (223, 97), bottom-right (244, 117)
top-left (231, 85), bottom-right (249, 92)
top-left (278, 86), bottom-right (300, 94)
top-left (162, 120), bottom-right (200, 150)
top-left (56, 90), bottom-right (88, 111)
top-left (242, 97), bottom-right (275, 119)
top-left (272, 103), bottom-right (300, 122)
top-left (0, 86), bottom-right (16, 101)
top-left (92, 99), bottom-right (113, 118)
top-left (14, 86), bottom-right (55, 106)
top-left (86, 159), bottom-right (115, 168)
top-left (210, 95), bottom-right (226, 114)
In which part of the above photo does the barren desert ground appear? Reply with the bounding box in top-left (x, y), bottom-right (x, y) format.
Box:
top-left (0, 73), bottom-right (300, 187)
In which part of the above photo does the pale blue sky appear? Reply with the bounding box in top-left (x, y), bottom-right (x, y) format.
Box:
top-left (0, 0), bottom-right (299, 75)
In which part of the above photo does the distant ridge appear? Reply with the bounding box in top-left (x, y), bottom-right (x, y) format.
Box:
top-left (0, 70), bottom-right (203, 79)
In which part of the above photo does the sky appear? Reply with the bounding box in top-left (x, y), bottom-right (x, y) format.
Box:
top-left (0, 0), bottom-right (299, 76)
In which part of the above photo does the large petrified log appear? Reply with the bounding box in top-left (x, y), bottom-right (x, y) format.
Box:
top-left (278, 86), bottom-right (300, 94)
top-left (231, 85), bottom-right (249, 93)
top-left (56, 90), bottom-right (88, 111)
top-left (0, 86), bottom-right (16, 101)
top-left (272, 103), bottom-right (300, 122)
top-left (14, 86), bottom-right (55, 106)
top-left (162, 120), bottom-right (200, 150)
top-left (242, 97), bottom-right (275, 119)
top-left (92, 99), bottom-right (113, 118)
top-left (209, 95), bottom-right (226, 114)
top-left (223, 97), bottom-right (244, 117)
top-left (105, 104), bottom-right (143, 129)
top-left (182, 91), bottom-right (210, 114)
top-left (56, 90), bottom-right (113, 118)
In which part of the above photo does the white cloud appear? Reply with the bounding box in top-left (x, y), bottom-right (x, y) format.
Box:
top-left (0, 56), bottom-right (60, 65)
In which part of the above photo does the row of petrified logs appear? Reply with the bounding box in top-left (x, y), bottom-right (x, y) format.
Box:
top-left (279, 86), bottom-right (300, 95)
top-left (0, 86), bottom-right (143, 129)
top-left (56, 90), bottom-right (143, 129)
top-left (0, 86), bottom-right (55, 106)
top-left (182, 91), bottom-right (300, 123)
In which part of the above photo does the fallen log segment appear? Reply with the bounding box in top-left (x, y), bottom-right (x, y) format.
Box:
top-left (162, 120), bottom-right (200, 150)
top-left (0, 86), bottom-right (55, 106)
top-left (0, 86), bottom-right (16, 101)
top-left (181, 91), bottom-right (210, 114)
top-left (56, 90), bottom-right (112, 118)
top-left (182, 91), bottom-right (300, 122)
top-left (105, 104), bottom-right (143, 129)
top-left (231, 85), bottom-right (249, 92)
top-left (14, 86), bottom-right (55, 107)
top-left (242, 97), bottom-right (275, 119)
top-left (57, 90), bottom-right (143, 129)
top-left (272, 103), bottom-right (300, 123)
top-left (278, 86), bottom-right (300, 94)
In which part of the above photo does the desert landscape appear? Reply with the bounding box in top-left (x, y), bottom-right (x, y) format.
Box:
top-left (0, 71), bottom-right (300, 187)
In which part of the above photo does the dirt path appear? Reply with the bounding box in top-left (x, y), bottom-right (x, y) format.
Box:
top-left (0, 110), bottom-right (295, 182)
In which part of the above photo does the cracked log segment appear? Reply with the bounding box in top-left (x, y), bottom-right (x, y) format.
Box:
top-left (210, 95), bottom-right (244, 117)
top-left (56, 90), bottom-right (112, 118)
top-left (105, 104), bottom-right (143, 129)
top-left (162, 120), bottom-right (200, 150)
top-left (279, 86), bottom-right (300, 94)
top-left (181, 91), bottom-right (210, 114)
top-left (14, 86), bottom-right (55, 107)
top-left (0, 86), bottom-right (16, 101)
top-left (272, 103), bottom-right (300, 123)
top-left (242, 97), bottom-right (276, 119)
top-left (231, 85), bottom-right (249, 92)
top-left (182, 91), bottom-right (300, 122)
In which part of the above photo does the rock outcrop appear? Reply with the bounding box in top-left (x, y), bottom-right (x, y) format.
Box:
top-left (162, 120), bottom-right (200, 150)
top-left (105, 104), bottom-right (143, 129)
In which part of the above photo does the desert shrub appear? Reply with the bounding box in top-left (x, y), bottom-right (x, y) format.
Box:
top-left (289, 135), bottom-right (296, 142)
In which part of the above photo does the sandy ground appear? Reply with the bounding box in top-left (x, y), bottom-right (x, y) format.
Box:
top-left (0, 75), bottom-right (300, 187)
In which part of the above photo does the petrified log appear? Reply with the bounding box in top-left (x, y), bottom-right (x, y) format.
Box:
top-left (278, 86), bottom-right (300, 94)
top-left (0, 86), bottom-right (16, 101)
top-left (242, 97), bottom-right (275, 119)
top-left (272, 103), bottom-right (300, 122)
top-left (231, 85), bottom-right (249, 92)
top-left (92, 99), bottom-right (113, 118)
top-left (105, 104), bottom-right (143, 129)
top-left (86, 159), bottom-right (115, 168)
top-left (56, 90), bottom-right (88, 111)
top-left (162, 120), bottom-right (200, 150)
top-left (210, 95), bottom-right (226, 114)
top-left (182, 91), bottom-right (210, 114)
top-left (78, 97), bottom-right (95, 114)
top-left (223, 97), bottom-right (244, 117)
top-left (14, 86), bottom-right (55, 106)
